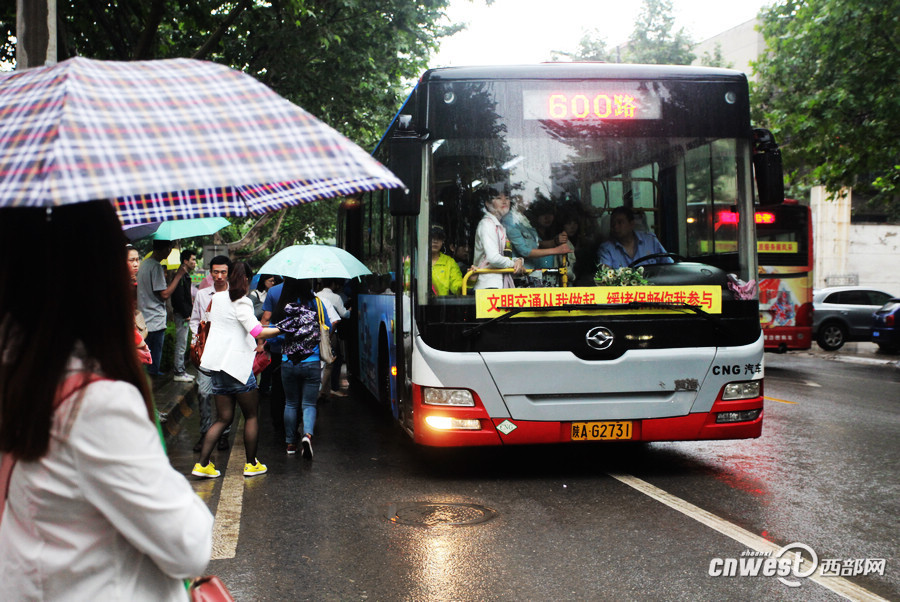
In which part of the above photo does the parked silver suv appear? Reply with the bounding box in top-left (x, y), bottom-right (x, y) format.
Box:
top-left (812, 286), bottom-right (896, 350)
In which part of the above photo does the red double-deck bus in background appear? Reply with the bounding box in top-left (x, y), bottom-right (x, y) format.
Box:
top-left (755, 200), bottom-right (814, 351)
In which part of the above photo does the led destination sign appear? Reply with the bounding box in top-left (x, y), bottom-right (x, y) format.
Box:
top-left (523, 86), bottom-right (663, 121)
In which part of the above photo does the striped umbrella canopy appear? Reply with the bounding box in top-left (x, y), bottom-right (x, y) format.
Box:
top-left (0, 57), bottom-right (403, 225)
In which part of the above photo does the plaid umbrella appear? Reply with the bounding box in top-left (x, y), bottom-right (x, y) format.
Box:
top-left (0, 57), bottom-right (403, 225)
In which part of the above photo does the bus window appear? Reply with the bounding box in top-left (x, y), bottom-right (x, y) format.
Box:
top-left (685, 140), bottom-right (740, 257)
top-left (360, 189), bottom-right (393, 289)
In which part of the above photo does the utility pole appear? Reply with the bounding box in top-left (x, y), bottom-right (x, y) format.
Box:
top-left (16, 0), bottom-right (56, 69)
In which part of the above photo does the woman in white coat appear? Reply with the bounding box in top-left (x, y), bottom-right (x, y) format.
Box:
top-left (194, 261), bottom-right (280, 478)
top-left (472, 186), bottom-right (525, 289)
top-left (0, 200), bottom-right (214, 601)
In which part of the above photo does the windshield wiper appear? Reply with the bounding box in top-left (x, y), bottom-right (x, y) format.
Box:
top-left (462, 301), bottom-right (729, 337)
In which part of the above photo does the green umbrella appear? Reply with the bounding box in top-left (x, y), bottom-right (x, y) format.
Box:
top-left (258, 245), bottom-right (371, 280)
top-left (151, 217), bottom-right (230, 241)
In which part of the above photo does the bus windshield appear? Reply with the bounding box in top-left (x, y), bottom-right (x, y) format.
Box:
top-left (423, 78), bottom-right (755, 303)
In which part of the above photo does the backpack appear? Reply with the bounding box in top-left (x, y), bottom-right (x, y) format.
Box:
top-left (274, 301), bottom-right (320, 364)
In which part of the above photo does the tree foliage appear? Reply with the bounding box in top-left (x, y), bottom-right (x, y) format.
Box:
top-left (551, 28), bottom-right (613, 62)
top-left (625, 0), bottom-right (695, 65)
top-left (1, 1), bottom-right (460, 262)
top-left (697, 43), bottom-right (732, 69)
top-left (752, 0), bottom-right (900, 216)
top-left (553, 0), bottom-right (694, 65)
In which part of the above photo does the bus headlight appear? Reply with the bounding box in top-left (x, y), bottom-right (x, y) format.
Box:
top-left (721, 381), bottom-right (761, 400)
top-left (422, 387), bottom-right (475, 406)
top-left (424, 416), bottom-right (481, 430)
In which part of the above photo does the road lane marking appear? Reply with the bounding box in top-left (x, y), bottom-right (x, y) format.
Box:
top-left (210, 419), bottom-right (245, 560)
top-left (765, 396), bottom-right (798, 404)
top-left (608, 472), bottom-right (888, 601)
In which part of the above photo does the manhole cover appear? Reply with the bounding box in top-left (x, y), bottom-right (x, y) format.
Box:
top-left (386, 502), bottom-right (497, 526)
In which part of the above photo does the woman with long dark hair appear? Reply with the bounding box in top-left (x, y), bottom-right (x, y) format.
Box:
top-left (0, 201), bottom-right (213, 600)
top-left (194, 261), bottom-right (280, 478)
top-left (272, 277), bottom-right (331, 459)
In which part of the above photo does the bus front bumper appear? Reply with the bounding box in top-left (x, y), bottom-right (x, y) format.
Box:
top-left (413, 395), bottom-right (764, 447)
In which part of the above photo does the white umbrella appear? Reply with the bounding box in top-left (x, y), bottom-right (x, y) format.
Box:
top-left (258, 245), bottom-right (371, 280)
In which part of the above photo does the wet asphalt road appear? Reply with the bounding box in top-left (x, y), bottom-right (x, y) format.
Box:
top-left (167, 351), bottom-right (899, 601)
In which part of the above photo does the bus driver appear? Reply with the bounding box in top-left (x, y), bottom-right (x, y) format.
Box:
top-left (596, 206), bottom-right (673, 269)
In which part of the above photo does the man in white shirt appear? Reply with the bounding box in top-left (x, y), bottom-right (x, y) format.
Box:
top-left (189, 255), bottom-right (231, 452)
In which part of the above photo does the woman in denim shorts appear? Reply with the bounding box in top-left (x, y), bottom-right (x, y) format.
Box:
top-left (193, 262), bottom-right (280, 479)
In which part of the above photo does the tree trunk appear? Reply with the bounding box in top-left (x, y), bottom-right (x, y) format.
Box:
top-left (17, 0), bottom-right (56, 69)
top-left (215, 210), bottom-right (288, 257)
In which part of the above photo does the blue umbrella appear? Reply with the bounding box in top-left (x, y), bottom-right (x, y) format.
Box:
top-left (258, 245), bottom-right (371, 280)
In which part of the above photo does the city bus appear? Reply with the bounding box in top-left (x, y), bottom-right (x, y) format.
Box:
top-left (755, 200), bottom-right (814, 351)
top-left (337, 64), bottom-right (783, 447)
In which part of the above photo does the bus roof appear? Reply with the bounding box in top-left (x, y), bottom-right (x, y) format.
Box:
top-left (420, 63), bottom-right (747, 84)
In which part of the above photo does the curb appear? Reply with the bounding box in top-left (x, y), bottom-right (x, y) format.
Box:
top-left (153, 379), bottom-right (197, 446)
top-left (800, 351), bottom-right (900, 368)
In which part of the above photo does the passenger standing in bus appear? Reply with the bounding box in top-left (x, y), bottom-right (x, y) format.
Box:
top-left (430, 226), bottom-right (463, 295)
top-left (472, 187), bottom-right (525, 289)
top-left (596, 206), bottom-right (673, 269)
top-left (502, 201), bottom-right (570, 286)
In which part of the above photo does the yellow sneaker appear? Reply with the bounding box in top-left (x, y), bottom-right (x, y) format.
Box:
top-left (243, 460), bottom-right (267, 477)
top-left (191, 462), bottom-right (220, 478)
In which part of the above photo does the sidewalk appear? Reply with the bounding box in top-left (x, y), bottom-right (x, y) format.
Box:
top-left (799, 341), bottom-right (900, 368)
top-left (152, 373), bottom-right (197, 448)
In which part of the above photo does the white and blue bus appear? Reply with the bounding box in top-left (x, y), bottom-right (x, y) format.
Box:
top-left (338, 63), bottom-right (782, 447)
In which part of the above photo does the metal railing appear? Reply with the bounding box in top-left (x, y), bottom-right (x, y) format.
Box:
top-left (461, 256), bottom-right (569, 296)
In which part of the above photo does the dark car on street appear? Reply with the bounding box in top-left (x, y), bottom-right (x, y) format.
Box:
top-left (871, 298), bottom-right (900, 353)
top-left (812, 286), bottom-right (895, 351)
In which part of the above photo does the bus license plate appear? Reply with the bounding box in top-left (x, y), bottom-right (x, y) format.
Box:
top-left (571, 421), bottom-right (633, 441)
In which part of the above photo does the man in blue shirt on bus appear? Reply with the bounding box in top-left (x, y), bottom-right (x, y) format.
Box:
top-left (596, 206), bottom-right (673, 269)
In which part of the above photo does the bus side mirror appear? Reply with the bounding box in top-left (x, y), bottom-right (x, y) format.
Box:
top-left (388, 115), bottom-right (422, 216)
top-left (753, 128), bottom-right (784, 205)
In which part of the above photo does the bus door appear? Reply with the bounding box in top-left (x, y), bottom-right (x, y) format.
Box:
top-left (394, 215), bottom-right (416, 431)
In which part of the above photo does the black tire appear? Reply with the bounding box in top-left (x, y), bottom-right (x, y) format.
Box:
top-left (816, 322), bottom-right (847, 351)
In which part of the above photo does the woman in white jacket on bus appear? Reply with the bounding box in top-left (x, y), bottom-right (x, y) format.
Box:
top-left (472, 186), bottom-right (525, 289)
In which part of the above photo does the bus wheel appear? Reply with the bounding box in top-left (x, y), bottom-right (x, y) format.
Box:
top-left (816, 322), bottom-right (847, 351)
